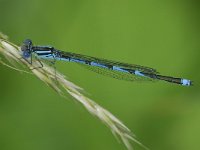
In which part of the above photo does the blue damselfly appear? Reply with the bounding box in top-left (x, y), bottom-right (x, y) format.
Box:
top-left (21, 39), bottom-right (192, 86)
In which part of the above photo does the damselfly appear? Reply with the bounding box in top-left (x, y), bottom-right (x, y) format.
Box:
top-left (21, 39), bottom-right (192, 86)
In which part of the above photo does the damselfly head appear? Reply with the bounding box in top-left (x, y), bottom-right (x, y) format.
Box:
top-left (21, 39), bottom-right (33, 58)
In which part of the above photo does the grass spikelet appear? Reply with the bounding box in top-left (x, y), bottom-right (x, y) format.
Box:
top-left (0, 33), bottom-right (148, 150)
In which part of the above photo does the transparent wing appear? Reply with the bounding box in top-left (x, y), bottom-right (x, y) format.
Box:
top-left (79, 63), bottom-right (157, 82)
top-left (59, 51), bottom-right (158, 74)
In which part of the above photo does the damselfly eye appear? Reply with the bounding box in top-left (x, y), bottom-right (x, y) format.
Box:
top-left (21, 39), bottom-right (32, 52)
top-left (22, 50), bottom-right (31, 58)
top-left (21, 39), bottom-right (32, 58)
top-left (23, 39), bottom-right (32, 46)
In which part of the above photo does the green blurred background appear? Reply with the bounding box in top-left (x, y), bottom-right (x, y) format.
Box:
top-left (0, 0), bottom-right (199, 150)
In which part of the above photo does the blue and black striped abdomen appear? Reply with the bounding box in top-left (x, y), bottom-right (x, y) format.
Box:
top-left (57, 51), bottom-right (191, 86)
